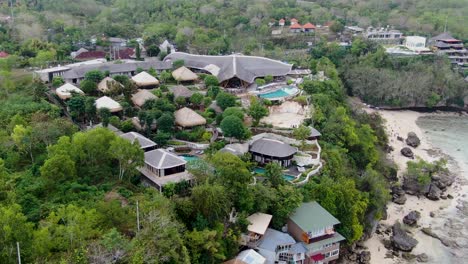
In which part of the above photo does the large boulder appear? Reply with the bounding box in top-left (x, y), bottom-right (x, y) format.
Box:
top-left (391, 222), bottom-right (418, 252)
top-left (431, 172), bottom-right (455, 191)
top-left (401, 147), bottom-right (414, 159)
top-left (392, 186), bottom-right (407, 205)
top-left (426, 183), bottom-right (441, 200)
top-left (417, 253), bottom-right (429, 263)
top-left (359, 251), bottom-right (371, 264)
top-left (406, 132), bottom-right (421, 148)
top-left (403, 211), bottom-right (421, 226)
top-left (402, 174), bottom-right (430, 195)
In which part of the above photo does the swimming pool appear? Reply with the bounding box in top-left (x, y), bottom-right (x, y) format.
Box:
top-left (253, 167), bottom-right (296, 181)
top-left (179, 154), bottom-right (199, 162)
top-left (259, 86), bottom-right (298, 99)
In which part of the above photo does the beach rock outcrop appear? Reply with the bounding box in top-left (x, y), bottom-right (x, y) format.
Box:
top-left (392, 186), bottom-right (407, 205)
top-left (391, 222), bottom-right (418, 252)
top-left (426, 183), bottom-right (441, 200)
top-left (406, 132), bottom-right (421, 148)
top-left (403, 211), bottom-right (421, 226)
top-left (359, 251), bottom-right (371, 264)
top-left (416, 253), bottom-right (429, 262)
top-left (400, 147), bottom-right (414, 158)
top-left (431, 172), bottom-right (455, 191)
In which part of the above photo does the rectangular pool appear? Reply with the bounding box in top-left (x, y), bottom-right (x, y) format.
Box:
top-left (253, 167), bottom-right (296, 181)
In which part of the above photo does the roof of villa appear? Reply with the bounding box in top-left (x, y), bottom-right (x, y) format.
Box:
top-left (303, 22), bottom-right (316, 29)
top-left (250, 138), bottom-right (297, 158)
top-left (235, 249), bottom-right (266, 264)
top-left (164, 52), bottom-right (292, 84)
top-left (247, 213), bottom-right (272, 235)
top-left (170, 85), bottom-right (194, 98)
top-left (290, 23), bottom-right (302, 29)
top-left (131, 89), bottom-right (157, 107)
top-left (172, 66), bottom-right (198, 81)
top-left (144, 149), bottom-right (186, 169)
top-left (257, 228), bottom-right (296, 252)
top-left (132, 71), bottom-right (159, 86)
top-left (55, 83), bottom-right (84, 100)
top-left (289, 202), bottom-right (340, 231)
top-left (95, 96), bottom-right (123, 112)
top-left (98, 77), bottom-right (123, 93)
top-left (120, 132), bottom-right (157, 149)
top-left (174, 107), bottom-right (207, 127)
top-left (309, 127), bottom-right (322, 138)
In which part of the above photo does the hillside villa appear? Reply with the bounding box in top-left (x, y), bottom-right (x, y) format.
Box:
top-left (241, 213), bottom-right (273, 248)
top-left (139, 149), bottom-right (193, 192)
top-left (55, 83), bottom-right (84, 100)
top-left (429, 32), bottom-right (468, 68)
top-left (249, 138), bottom-right (297, 167)
top-left (174, 107), bottom-right (207, 128)
top-left (131, 89), bottom-right (157, 108)
top-left (120, 132), bottom-right (157, 152)
top-left (131, 71), bottom-right (160, 88)
top-left (287, 202), bottom-right (345, 264)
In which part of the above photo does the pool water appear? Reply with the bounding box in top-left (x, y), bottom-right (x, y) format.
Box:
top-left (259, 86), bottom-right (298, 99)
top-left (253, 167), bottom-right (296, 181)
top-left (180, 154), bottom-right (199, 161)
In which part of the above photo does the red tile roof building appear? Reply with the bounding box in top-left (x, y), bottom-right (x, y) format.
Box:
top-left (75, 51), bottom-right (106, 61)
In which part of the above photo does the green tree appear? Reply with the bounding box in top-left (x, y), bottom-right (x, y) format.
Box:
top-left (190, 92), bottom-right (204, 108)
top-left (67, 96), bottom-right (86, 121)
top-left (270, 185), bottom-right (303, 228)
top-left (159, 70), bottom-right (172, 83)
top-left (108, 137), bottom-right (144, 180)
top-left (40, 153), bottom-right (76, 186)
top-left (98, 108), bottom-right (112, 127)
top-left (175, 96), bottom-right (187, 107)
top-left (52, 76), bottom-right (65, 88)
top-left (223, 107), bottom-right (244, 121)
top-left (84, 70), bottom-right (104, 83)
top-left (207, 86), bottom-right (220, 99)
top-left (215, 92), bottom-right (236, 110)
top-left (220, 116), bottom-right (247, 141)
top-left (0, 204), bottom-right (34, 263)
top-left (185, 229), bottom-right (225, 264)
top-left (248, 98), bottom-right (268, 126)
top-left (80, 79), bottom-right (97, 94)
top-left (147, 44), bottom-right (160, 57)
top-left (191, 183), bottom-right (231, 225)
top-left (293, 125), bottom-right (311, 150)
top-left (265, 162), bottom-right (285, 188)
top-left (173, 59), bottom-right (185, 69)
top-left (204, 75), bottom-right (219, 87)
top-left (157, 113), bottom-right (174, 133)
top-left (11, 125), bottom-right (36, 163)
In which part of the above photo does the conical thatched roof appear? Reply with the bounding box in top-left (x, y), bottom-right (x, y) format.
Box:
top-left (98, 77), bottom-right (123, 93)
top-left (95, 96), bottom-right (123, 112)
top-left (56, 83), bottom-right (84, 100)
top-left (169, 85), bottom-right (194, 98)
top-left (131, 89), bottom-right (157, 107)
top-left (132, 71), bottom-right (159, 87)
top-left (175, 107), bottom-right (207, 128)
top-left (172, 66), bottom-right (198, 81)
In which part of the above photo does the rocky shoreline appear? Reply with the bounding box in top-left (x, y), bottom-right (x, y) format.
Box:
top-left (356, 110), bottom-right (468, 264)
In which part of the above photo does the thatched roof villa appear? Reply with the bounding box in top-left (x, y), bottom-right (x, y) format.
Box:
top-left (172, 66), bottom-right (198, 82)
top-left (95, 96), bottom-right (123, 112)
top-left (174, 107), bottom-right (207, 128)
top-left (56, 83), bottom-right (84, 100)
top-left (132, 71), bottom-right (160, 88)
top-left (98, 77), bottom-right (123, 93)
top-left (131, 89), bottom-right (157, 107)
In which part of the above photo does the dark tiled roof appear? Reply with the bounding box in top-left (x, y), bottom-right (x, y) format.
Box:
top-left (250, 138), bottom-right (297, 158)
top-left (144, 149), bottom-right (186, 169)
top-left (114, 48), bottom-right (135, 60)
top-left (120, 132), bottom-right (157, 149)
top-left (75, 51), bottom-right (106, 60)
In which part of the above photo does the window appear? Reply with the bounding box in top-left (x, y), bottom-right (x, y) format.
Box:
top-left (331, 249), bottom-right (339, 256)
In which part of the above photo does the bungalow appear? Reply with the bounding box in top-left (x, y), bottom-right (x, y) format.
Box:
top-left (307, 127), bottom-right (322, 140)
top-left (172, 66), bottom-right (198, 82)
top-left (249, 138), bottom-right (297, 167)
top-left (170, 85), bottom-right (194, 99)
top-left (139, 149), bottom-right (192, 191)
top-left (98, 77), bottom-right (123, 94)
top-left (160, 40), bottom-right (176, 54)
top-left (95, 96), bottom-right (123, 113)
top-left (132, 71), bottom-right (159, 88)
top-left (55, 83), bottom-right (84, 100)
top-left (302, 23), bottom-right (316, 33)
top-left (290, 23), bottom-right (302, 33)
top-left (120, 132), bottom-right (157, 152)
top-left (279, 18), bottom-right (285, 26)
top-left (174, 107), bottom-right (207, 128)
top-left (290, 18), bottom-right (298, 25)
top-left (241, 213), bottom-right (273, 248)
top-left (131, 89), bottom-right (157, 108)
top-left (164, 52), bottom-right (292, 88)
top-left (287, 202), bottom-right (345, 264)
top-left (256, 228), bottom-right (307, 264)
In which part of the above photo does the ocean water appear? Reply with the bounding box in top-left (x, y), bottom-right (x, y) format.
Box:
top-left (416, 115), bottom-right (468, 263)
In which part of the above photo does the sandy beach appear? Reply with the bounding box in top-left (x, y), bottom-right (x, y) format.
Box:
top-left (363, 110), bottom-right (468, 264)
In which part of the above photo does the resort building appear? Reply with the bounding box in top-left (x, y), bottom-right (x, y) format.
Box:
top-left (55, 83), bottom-right (84, 100)
top-left (429, 32), bottom-right (468, 68)
top-left (307, 127), bottom-right (322, 140)
top-left (287, 202), bottom-right (345, 264)
top-left (159, 40), bottom-right (176, 54)
top-left (364, 27), bottom-right (403, 44)
top-left (290, 23), bottom-right (302, 33)
top-left (249, 138), bottom-right (297, 167)
top-left (241, 213), bottom-right (273, 248)
top-left (170, 85), bottom-right (194, 99)
top-left (35, 60), bottom-right (172, 84)
top-left (95, 96), bottom-right (123, 113)
top-left (120, 132), bottom-right (157, 152)
top-left (131, 89), bottom-right (157, 108)
top-left (256, 228), bottom-right (307, 264)
top-left (302, 23), bottom-right (316, 33)
top-left (404, 36), bottom-right (430, 53)
top-left (139, 149), bottom-right (192, 191)
top-left (164, 52), bottom-right (292, 88)
top-left (132, 71), bottom-right (159, 88)
top-left (174, 107), bottom-right (207, 128)
top-left (279, 19), bottom-right (285, 26)
top-left (74, 50), bottom-right (106, 61)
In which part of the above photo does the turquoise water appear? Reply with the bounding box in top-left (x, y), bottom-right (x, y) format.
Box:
top-left (259, 86), bottom-right (298, 99)
top-left (253, 167), bottom-right (296, 181)
top-left (180, 154), bottom-right (199, 162)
